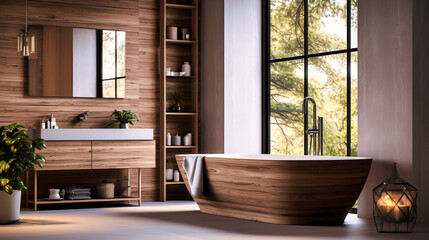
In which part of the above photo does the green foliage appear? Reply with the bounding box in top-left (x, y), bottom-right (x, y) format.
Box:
top-left (169, 91), bottom-right (182, 104)
top-left (270, 0), bottom-right (358, 156)
top-left (0, 123), bottom-right (46, 194)
top-left (110, 110), bottom-right (139, 125)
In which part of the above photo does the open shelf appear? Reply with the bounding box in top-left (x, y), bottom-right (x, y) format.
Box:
top-left (166, 75), bottom-right (195, 78)
top-left (166, 181), bottom-right (185, 185)
top-left (166, 112), bottom-right (196, 116)
top-left (29, 197), bottom-right (139, 205)
top-left (166, 145), bottom-right (196, 149)
top-left (166, 3), bottom-right (196, 9)
top-left (166, 39), bottom-right (196, 44)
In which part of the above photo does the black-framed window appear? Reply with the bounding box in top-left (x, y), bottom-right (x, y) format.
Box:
top-left (262, 0), bottom-right (358, 156)
top-left (97, 30), bottom-right (126, 98)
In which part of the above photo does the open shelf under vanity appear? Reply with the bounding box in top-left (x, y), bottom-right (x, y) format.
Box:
top-left (28, 197), bottom-right (140, 205)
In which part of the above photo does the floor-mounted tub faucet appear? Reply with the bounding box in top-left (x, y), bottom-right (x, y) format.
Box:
top-left (302, 97), bottom-right (323, 155)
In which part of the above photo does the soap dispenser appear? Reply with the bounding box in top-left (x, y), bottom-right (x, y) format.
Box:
top-left (41, 118), bottom-right (46, 129)
top-left (49, 114), bottom-right (56, 129)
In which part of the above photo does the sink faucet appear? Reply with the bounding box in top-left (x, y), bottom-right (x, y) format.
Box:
top-left (78, 111), bottom-right (88, 121)
top-left (302, 97), bottom-right (323, 155)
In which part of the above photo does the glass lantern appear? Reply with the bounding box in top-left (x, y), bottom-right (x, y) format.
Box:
top-left (373, 163), bottom-right (418, 233)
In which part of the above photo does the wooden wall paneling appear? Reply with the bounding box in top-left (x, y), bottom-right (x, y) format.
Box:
top-left (0, 0), bottom-right (162, 203)
top-left (92, 140), bottom-right (156, 169)
top-left (138, 0), bottom-right (161, 203)
top-left (36, 141), bottom-right (92, 170)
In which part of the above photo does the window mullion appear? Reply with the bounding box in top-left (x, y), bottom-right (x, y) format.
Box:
top-left (303, 0), bottom-right (309, 155)
top-left (347, 0), bottom-right (352, 156)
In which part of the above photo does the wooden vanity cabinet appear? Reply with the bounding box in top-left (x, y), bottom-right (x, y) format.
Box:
top-left (92, 141), bottom-right (155, 169)
top-left (39, 141), bottom-right (92, 170)
top-left (29, 140), bottom-right (156, 210)
top-left (36, 140), bottom-right (155, 170)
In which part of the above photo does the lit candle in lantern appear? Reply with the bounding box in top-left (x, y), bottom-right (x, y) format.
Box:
top-left (377, 194), bottom-right (411, 222)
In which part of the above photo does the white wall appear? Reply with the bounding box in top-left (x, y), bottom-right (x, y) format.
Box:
top-left (224, 0), bottom-right (262, 154)
top-left (358, 0), bottom-right (429, 228)
top-left (200, 0), bottom-right (262, 154)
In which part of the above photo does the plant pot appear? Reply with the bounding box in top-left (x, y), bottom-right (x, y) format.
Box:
top-left (119, 123), bottom-right (129, 129)
top-left (172, 102), bottom-right (182, 112)
top-left (0, 190), bottom-right (21, 224)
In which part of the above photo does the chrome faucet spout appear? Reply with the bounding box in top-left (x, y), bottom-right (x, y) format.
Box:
top-left (302, 97), bottom-right (323, 156)
top-left (78, 111), bottom-right (88, 121)
top-left (302, 97), bottom-right (317, 129)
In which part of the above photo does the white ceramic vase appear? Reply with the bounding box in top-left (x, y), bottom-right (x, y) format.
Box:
top-left (0, 190), bottom-right (21, 224)
top-left (49, 189), bottom-right (62, 200)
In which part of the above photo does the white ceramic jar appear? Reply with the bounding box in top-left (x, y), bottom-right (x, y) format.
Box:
top-left (173, 170), bottom-right (180, 182)
top-left (166, 133), bottom-right (171, 146)
top-left (172, 134), bottom-right (181, 146)
top-left (182, 62), bottom-right (191, 77)
top-left (166, 169), bottom-right (174, 181)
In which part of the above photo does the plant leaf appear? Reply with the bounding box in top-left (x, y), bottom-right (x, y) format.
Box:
top-left (10, 145), bottom-right (17, 153)
top-left (36, 154), bottom-right (46, 163)
top-left (0, 178), bottom-right (10, 187)
top-left (4, 184), bottom-right (13, 194)
top-left (0, 160), bottom-right (9, 173)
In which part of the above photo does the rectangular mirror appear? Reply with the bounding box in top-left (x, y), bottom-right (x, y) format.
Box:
top-left (28, 26), bottom-right (126, 98)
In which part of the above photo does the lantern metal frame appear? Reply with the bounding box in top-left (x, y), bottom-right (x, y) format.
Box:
top-left (372, 163), bottom-right (418, 233)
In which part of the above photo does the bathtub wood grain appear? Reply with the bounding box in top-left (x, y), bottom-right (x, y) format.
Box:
top-left (176, 155), bottom-right (372, 225)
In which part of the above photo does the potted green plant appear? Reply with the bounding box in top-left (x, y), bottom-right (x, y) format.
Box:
top-left (0, 123), bottom-right (46, 224)
top-left (170, 91), bottom-right (182, 112)
top-left (110, 110), bottom-right (139, 129)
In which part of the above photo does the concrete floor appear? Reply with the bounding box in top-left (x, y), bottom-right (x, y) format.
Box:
top-left (0, 201), bottom-right (428, 240)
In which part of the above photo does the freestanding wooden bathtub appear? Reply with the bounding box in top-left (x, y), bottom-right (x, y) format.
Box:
top-left (176, 154), bottom-right (372, 225)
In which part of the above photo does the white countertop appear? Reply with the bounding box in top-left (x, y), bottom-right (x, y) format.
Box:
top-left (28, 128), bottom-right (153, 141)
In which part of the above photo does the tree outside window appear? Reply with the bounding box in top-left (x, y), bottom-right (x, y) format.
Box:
top-left (264, 0), bottom-right (358, 156)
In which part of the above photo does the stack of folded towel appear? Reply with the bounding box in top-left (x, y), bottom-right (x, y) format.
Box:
top-left (65, 186), bottom-right (92, 200)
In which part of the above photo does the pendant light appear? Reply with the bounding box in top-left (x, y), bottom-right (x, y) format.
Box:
top-left (17, 0), bottom-right (35, 57)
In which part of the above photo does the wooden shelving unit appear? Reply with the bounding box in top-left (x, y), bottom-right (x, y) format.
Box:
top-left (160, 0), bottom-right (199, 201)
